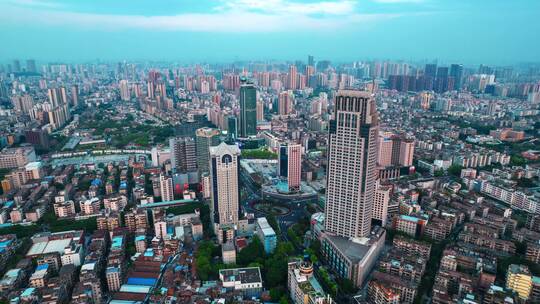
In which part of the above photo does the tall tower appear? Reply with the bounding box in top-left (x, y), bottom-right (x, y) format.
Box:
top-left (209, 143), bottom-right (241, 227)
top-left (324, 90), bottom-right (379, 238)
top-left (239, 79), bottom-right (257, 138)
top-left (278, 143), bottom-right (302, 192)
top-left (288, 65), bottom-right (298, 90)
top-left (195, 127), bottom-right (221, 174)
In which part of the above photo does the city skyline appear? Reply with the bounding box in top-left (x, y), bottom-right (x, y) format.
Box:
top-left (1, 0), bottom-right (539, 65)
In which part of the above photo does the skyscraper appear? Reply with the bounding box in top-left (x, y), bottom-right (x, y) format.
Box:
top-left (239, 79), bottom-right (257, 138)
top-left (450, 64), bottom-right (463, 90)
top-left (169, 137), bottom-right (197, 174)
top-left (209, 142), bottom-right (241, 242)
top-left (278, 143), bottom-right (302, 192)
top-left (195, 127), bottom-right (221, 174)
top-left (325, 90), bottom-right (379, 238)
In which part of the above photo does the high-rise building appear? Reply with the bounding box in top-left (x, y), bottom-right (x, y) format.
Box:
top-left (209, 143), bottom-right (241, 237)
top-left (26, 59), bottom-right (36, 73)
top-left (119, 80), bottom-right (130, 101)
top-left (71, 85), bottom-right (79, 107)
top-left (159, 174), bottom-right (174, 202)
top-left (239, 79), bottom-right (257, 138)
top-left (195, 127), bottom-right (221, 174)
top-left (48, 87), bottom-right (68, 107)
top-left (373, 184), bottom-right (391, 226)
top-left (325, 90), bottom-right (379, 238)
top-left (169, 137), bottom-right (197, 174)
top-left (278, 143), bottom-right (302, 192)
top-left (450, 64), bottom-right (463, 90)
top-left (256, 100), bottom-right (264, 122)
top-left (287, 65), bottom-right (298, 90)
top-left (424, 64), bottom-right (437, 78)
top-left (227, 115), bottom-right (238, 141)
top-left (377, 132), bottom-right (414, 167)
top-left (12, 60), bottom-right (21, 73)
top-left (308, 55), bottom-right (315, 67)
top-left (278, 90), bottom-right (294, 115)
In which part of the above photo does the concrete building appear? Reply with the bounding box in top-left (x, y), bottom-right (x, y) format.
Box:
top-left (209, 143), bottom-right (241, 243)
top-left (288, 259), bottom-right (334, 304)
top-left (367, 280), bottom-right (401, 304)
top-left (169, 137), bottom-right (197, 174)
top-left (256, 217), bottom-right (277, 254)
top-left (325, 90), bottom-right (379, 239)
top-left (219, 267), bottom-right (263, 299)
top-left (195, 127), bottom-right (221, 174)
top-left (0, 146), bottom-right (36, 169)
top-left (239, 79), bottom-right (257, 138)
top-left (222, 242), bottom-right (236, 264)
top-left (506, 264), bottom-right (532, 300)
top-left (373, 184), bottom-right (391, 226)
top-left (321, 227), bottom-right (386, 288)
top-left (278, 143), bottom-right (302, 193)
top-left (159, 174), bottom-right (174, 202)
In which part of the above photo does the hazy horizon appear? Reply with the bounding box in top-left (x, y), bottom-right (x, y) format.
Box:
top-left (1, 0), bottom-right (539, 66)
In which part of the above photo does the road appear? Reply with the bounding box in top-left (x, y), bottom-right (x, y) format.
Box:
top-left (239, 170), bottom-right (309, 242)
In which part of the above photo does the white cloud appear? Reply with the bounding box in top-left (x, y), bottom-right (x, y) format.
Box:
top-left (371, 0), bottom-right (424, 3)
top-left (0, 1), bottom-right (401, 32)
top-left (217, 0), bottom-right (356, 15)
top-left (6, 0), bottom-right (63, 8)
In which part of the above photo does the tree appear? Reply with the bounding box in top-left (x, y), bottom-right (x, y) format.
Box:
top-left (447, 165), bottom-right (463, 177)
top-left (237, 237), bottom-right (265, 266)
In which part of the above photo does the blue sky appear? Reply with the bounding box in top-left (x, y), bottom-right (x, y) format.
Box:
top-left (0, 0), bottom-right (539, 65)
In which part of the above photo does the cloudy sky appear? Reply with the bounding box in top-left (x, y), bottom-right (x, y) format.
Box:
top-left (0, 0), bottom-right (538, 65)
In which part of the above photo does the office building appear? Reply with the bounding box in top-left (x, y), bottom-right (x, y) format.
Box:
top-left (169, 137), bottom-right (197, 174)
top-left (26, 59), bottom-right (36, 73)
top-left (377, 132), bottom-right (414, 167)
top-left (209, 143), bottom-right (241, 242)
top-left (325, 90), bottom-right (379, 238)
top-left (256, 100), bottom-right (264, 121)
top-left (278, 143), bottom-right (302, 193)
top-left (195, 127), bottom-right (221, 174)
top-left (239, 79), bottom-right (257, 138)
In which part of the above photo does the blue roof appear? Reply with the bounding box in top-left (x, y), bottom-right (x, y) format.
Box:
top-left (21, 288), bottom-right (36, 297)
top-left (91, 179), bottom-right (102, 186)
top-left (0, 240), bottom-right (13, 248)
top-left (127, 277), bottom-right (157, 286)
top-left (400, 215), bottom-right (420, 223)
top-left (36, 264), bottom-right (49, 271)
top-left (135, 235), bottom-right (145, 242)
top-left (111, 236), bottom-right (123, 249)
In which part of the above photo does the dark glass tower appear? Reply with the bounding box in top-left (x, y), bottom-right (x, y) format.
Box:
top-left (239, 78), bottom-right (257, 138)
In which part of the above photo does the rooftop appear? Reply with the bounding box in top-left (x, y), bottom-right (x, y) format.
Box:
top-left (219, 267), bottom-right (262, 284)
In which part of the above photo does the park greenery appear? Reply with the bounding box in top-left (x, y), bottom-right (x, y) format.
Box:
top-left (241, 148), bottom-right (278, 160)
